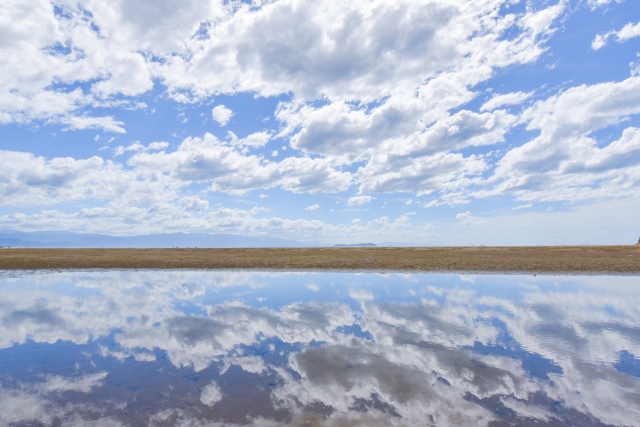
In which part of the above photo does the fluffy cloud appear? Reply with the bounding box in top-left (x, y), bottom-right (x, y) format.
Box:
top-left (129, 132), bottom-right (352, 195)
top-left (586, 0), bottom-right (623, 8)
top-left (347, 196), bottom-right (373, 206)
top-left (0, 131), bottom-right (353, 208)
top-left (0, 0), bottom-right (153, 131)
top-left (227, 131), bottom-right (271, 147)
top-left (180, 196), bottom-right (209, 212)
top-left (480, 91), bottom-right (533, 112)
top-left (114, 141), bottom-right (168, 156)
top-left (255, 0), bottom-right (563, 198)
top-left (358, 152), bottom-right (486, 196)
top-left (3, 0), bottom-right (640, 240)
top-left (456, 211), bottom-right (485, 226)
top-left (161, 0), bottom-right (562, 102)
top-left (592, 21), bottom-right (640, 50)
top-left (0, 149), bottom-right (178, 206)
top-left (483, 76), bottom-right (640, 202)
top-left (1, 0), bottom-right (564, 165)
top-left (212, 105), bottom-right (234, 126)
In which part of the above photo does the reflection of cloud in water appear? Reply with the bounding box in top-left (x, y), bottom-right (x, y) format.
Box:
top-left (278, 341), bottom-right (498, 426)
top-left (38, 372), bottom-right (108, 394)
top-left (115, 301), bottom-right (354, 371)
top-left (200, 380), bottom-right (223, 406)
top-left (349, 288), bottom-right (374, 301)
top-left (0, 372), bottom-right (121, 427)
top-left (0, 271), bottom-right (638, 426)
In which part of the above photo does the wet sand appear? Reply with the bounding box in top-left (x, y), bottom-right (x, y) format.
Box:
top-left (1, 246), bottom-right (639, 273)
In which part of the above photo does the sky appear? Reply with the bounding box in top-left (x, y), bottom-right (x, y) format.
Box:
top-left (1, 0), bottom-right (640, 245)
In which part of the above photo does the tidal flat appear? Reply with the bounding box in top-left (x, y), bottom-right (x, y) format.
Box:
top-left (1, 246), bottom-right (639, 273)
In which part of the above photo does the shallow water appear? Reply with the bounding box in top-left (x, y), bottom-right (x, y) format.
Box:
top-left (0, 271), bottom-right (639, 427)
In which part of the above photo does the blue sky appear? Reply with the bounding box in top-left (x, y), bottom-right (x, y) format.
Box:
top-left (1, 0), bottom-right (640, 245)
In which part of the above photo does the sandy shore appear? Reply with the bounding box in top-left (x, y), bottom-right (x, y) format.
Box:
top-left (1, 246), bottom-right (639, 273)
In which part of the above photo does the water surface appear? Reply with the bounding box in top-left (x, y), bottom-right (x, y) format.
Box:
top-left (1, 271), bottom-right (639, 426)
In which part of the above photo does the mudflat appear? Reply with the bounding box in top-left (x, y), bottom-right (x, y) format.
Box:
top-left (1, 246), bottom-right (639, 273)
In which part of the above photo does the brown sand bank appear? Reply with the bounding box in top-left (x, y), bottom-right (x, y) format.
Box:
top-left (1, 246), bottom-right (639, 273)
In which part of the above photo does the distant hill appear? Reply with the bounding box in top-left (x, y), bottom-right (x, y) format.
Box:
top-left (334, 243), bottom-right (377, 247)
top-left (0, 230), bottom-right (314, 248)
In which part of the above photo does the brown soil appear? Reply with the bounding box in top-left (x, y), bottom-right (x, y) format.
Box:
top-left (1, 246), bottom-right (639, 273)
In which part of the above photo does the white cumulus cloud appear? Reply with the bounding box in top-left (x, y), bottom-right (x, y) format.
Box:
top-left (480, 91), bottom-right (534, 112)
top-left (482, 76), bottom-right (640, 203)
top-left (2, 0), bottom-right (639, 243)
top-left (347, 196), bottom-right (373, 206)
top-left (211, 105), bottom-right (233, 126)
top-left (592, 21), bottom-right (640, 50)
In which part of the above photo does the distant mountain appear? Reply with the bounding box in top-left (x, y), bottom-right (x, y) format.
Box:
top-left (334, 243), bottom-right (377, 247)
top-left (0, 230), bottom-right (315, 248)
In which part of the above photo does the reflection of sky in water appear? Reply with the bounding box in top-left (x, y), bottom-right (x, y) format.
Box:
top-left (0, 271), bottom-right (639, 427)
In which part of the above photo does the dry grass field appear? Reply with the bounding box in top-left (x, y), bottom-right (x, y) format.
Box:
top-left (1, 246), bottom-right (639, 273)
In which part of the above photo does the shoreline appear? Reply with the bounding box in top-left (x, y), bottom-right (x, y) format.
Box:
top-left (1, 269), bottom-right (639, 279)
top-left (1, 246), bottom-right (639, 274)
